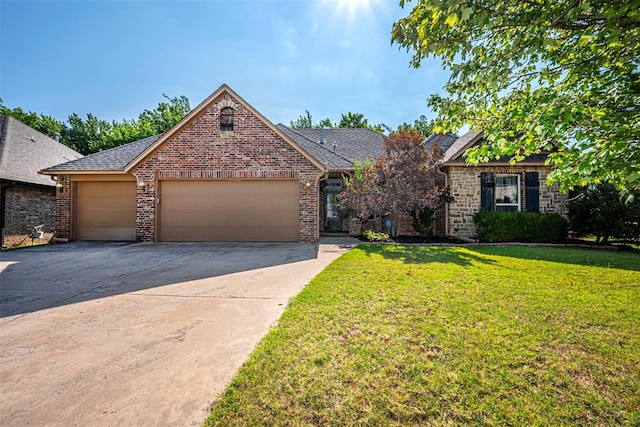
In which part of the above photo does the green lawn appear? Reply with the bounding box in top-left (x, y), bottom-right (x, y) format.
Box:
top-left (206, 246), bottom-right (640, 426)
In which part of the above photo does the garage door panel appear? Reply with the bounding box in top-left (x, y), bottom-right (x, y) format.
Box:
top-left (160, 180), bottom-right (299, 242)
top-left (77, 182), bottom-right (136, 241)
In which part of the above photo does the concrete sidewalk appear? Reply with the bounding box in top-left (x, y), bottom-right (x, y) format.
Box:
top-left (0, 237), bottom-right (358, 426)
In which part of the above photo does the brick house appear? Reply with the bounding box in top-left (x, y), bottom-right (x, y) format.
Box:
top-left (41, 84), bottom-right (566, 243)
top-left (0, 116), bottom-right (83, 247)
top-left (41, 85), bottom-right (384, 243)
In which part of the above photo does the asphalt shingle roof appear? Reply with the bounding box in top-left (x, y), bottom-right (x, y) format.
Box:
top-left (424, 133), bottom-right (458, 153)
top-left (43, 134), bottom-right (162, 172)
top-left (0, 116), bottom-right (83, 186)
top-left (284, 127), bottom-right (384, 166)
top-left (42, 124), bottom-right (384, 174)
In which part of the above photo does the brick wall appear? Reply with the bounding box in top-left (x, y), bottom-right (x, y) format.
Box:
top-left (53, 175), bottom-right (72, 240)
top-left (446, 165), bottom-right (567, 239)
top-left (132, 92), bottom-right (322, 242)
top-left (2, 184), bottom-right (56, 247)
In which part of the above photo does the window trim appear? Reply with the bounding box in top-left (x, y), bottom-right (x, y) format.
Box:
top-left (220, 107), bottom-right (234, 131)
top-left (495, 174), bottom-right (521, 211)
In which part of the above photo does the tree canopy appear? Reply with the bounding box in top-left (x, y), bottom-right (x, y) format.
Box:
top-left (289, 110), bottom-right (387, 133)
top-left (0, 95), bottom-right (191, 155)
top-left (339, 129), bottom-right (448, 236)
top-left (392, 0), bottom-right (640, 192)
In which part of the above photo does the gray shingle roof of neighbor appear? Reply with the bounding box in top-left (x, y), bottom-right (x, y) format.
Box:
top-left (277, 125), bottom-right (384, 170)
top-left (43, 134), bottom-right (162, 172)
top-left (0, 116), bottom-right (83, 186)
top-left (424, 133), bottom-right (458, 153)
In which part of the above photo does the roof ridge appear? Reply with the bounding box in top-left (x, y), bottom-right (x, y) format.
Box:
top-left (279, 125), bottom-right (356, 164)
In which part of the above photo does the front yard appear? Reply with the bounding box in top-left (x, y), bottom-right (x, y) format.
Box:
top-left (206, 245), bottom-right (640, 426)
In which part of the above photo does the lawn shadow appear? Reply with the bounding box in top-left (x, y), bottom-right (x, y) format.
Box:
top-left (463, 245), bottom-right (640, 272)
top-left (358, 243), bottom-right (498, 268)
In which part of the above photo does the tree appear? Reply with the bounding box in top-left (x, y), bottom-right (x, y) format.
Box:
top-left (0, 99), bottom-right (65, 139)
top-left (396, 114), bottom-right (435, 139)
top-left (289, 110), bottom-right (386, 132)
top-left (391, 0), bottom-right (640, 192)
top-left (1, 95), bottom-right (191, 155)
top-left (567, 183), bottom-right (640, 244)
top-left (338, 112), bottom-right (386, 133)
top-left (339, 129), bottom-right (449, 236)
top-left (289, 110), bottom-right (334, 129)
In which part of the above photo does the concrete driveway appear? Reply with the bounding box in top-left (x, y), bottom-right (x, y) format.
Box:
top-left (0, 237), bottom-right (357, 426)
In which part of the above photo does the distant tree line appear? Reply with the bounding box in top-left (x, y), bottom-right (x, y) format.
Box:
top-left (0, 95), bottom-right (191, 155)
top-left (289, 110), bottom-right (435, 140)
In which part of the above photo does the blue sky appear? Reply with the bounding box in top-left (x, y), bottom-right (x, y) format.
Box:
top-left (1, 0), bottom-right (448, 130)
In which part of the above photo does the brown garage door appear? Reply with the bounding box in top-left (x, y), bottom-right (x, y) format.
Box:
top-left (159, 180), bottom-right (299, 242)
top-left (76, 182), bottom-right (136, 241)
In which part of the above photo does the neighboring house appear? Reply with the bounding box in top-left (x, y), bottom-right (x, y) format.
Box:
top-left (0, 116), bottom-right (83, 247)
top-left (438, 130), bottom-right (567, 239)
top-left (41, 84), bottom-right (383, 243)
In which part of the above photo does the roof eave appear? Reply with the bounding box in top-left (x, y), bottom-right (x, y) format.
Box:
top-left (39, 169), bottom-right (129, 175)
top-left (443, 160), bottom-right (550, 167)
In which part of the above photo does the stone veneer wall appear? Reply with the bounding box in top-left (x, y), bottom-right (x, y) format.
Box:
top-left (132, 92), bottom-right (323, 242)
top-left (447, 165), bottom-right (567, 239)
top-left (2, 184), bottom-right (56, 247)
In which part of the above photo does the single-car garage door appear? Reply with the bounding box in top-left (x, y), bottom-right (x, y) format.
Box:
top-left (159, 180), bottom-right (299, 242)
top-left (76, 181), bottom-right (137, 241)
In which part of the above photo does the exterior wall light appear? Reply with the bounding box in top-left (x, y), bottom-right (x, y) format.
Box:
top-left (305, 182), bottom-right (311, 188)
top-left (137, 181), bottom-right (147, 192)
top-left (55, 182), bottom-right (64, 193)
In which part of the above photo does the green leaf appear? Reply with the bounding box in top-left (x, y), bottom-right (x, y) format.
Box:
top-left (445, 13), bottom-right (458, 27)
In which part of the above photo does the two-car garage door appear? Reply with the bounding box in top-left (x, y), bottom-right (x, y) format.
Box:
top-left (159, 180), bottom-right (299, 242)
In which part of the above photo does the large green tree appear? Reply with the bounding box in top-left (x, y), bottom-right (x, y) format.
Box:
top-left (392, 0), bottom-right (640, 192)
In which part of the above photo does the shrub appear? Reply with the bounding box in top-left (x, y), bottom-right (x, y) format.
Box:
top-left (363, 230), bottom-right (389, 242)
top-left (568, 184), bottom-right (640, 244)
top-left (473, 211), bottom-right (568, 243)
top-left (410, 208), bottom-right (435, 236)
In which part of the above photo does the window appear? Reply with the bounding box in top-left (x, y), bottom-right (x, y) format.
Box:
top-left (481, 172), bottom-right (539, 213)
top-left (495, 175), bottom-right (520, 211)
top-left (326, 194), bottom-right (339, 218)
top-left (220, 107), bottom-right (234, 131)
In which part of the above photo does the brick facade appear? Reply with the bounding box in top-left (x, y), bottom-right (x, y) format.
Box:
top-left (131, 92), bottom-right (322, 242)
top-left (2, 184), bottom-right (56, 247)
top-left (446, 165), bottom-right (567, 239)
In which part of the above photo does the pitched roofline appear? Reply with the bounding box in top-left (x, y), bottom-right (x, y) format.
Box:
top-left (124, 84), bottom-right (326, 173)
top-left (40, 169), bottom-right (132, 175)
top-left (442, 130), bottom-right (484, 164)
top-left (282, 125), bottom-right (356, 166)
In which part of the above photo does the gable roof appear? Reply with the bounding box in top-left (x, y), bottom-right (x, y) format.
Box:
top-left (442, 130), bottom-right (484, 163)
top-left (0, 116), bottom-right (83, 186)
top-left (41, 134), bottom-right (161, 173)
top-left (277, 125), bottom-right (380, 170)
top-left (443, 130), bottom-right (550, 165)
top-left (125, 84), bottom-right (325, 173)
